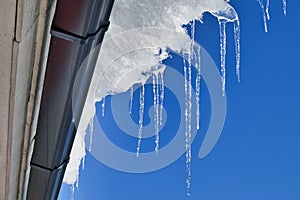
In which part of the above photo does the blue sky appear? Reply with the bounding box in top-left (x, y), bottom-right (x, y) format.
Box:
top-left (59, 0), bottom-right (300, 199)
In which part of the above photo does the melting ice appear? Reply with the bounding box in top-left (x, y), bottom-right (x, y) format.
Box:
top-left (63, 0), bottom-right (255, 196)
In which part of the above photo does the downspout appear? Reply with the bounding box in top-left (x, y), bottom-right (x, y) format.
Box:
top-left (25, 0), bottom-right (114, 199)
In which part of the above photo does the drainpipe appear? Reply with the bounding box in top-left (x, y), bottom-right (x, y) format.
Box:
top-left (26, 0), bottom-right (114, 199)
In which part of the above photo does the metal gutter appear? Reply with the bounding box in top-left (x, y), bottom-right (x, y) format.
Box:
top-left (25, 0), bottom-right (114, 199)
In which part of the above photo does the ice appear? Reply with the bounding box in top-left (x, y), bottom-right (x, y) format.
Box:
top-left (257, 0), bottom-right (269, 32)
top-left (218, 19), bottom-right (227, 96)
top-left (129, 86), bottom-right (134, 114)
top-left (266, 0), bottom-right (271, 20)
top-left (159, 71), bottom-right (164, 126)
top-left (283, 0), bottom-right (287, 16)
top-left (152, 73), bottom-right (160, 154)
top-left (101, 97), bottom-right (105, 116)
top-left (183, 52), bottom-right (192, 196)
top-left (64, 0), bottom-right (239, 189)
top-left (136, 84), bottom-right (145, 157)
top-left (88, 117), bottom-right (94, 152)
top-left (234, 20), bottom-right (241, 82)
top-left (70, 184), bottom-right (75, 200)
top-left (195, 46), bottom-right (201, 130)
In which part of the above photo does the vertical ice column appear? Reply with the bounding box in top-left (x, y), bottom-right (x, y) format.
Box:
top-left (234, 20), bottom-right (241, 82)
top-left (257, 0), bottom-right (269, 32)
top-left (152, 73), bottom-right (160, 154)
top-left (195, 46), bottom-right (201, 130)
top-left (136, 84), bottom-right (145, 157)
top-left (70, 184), bottom-right (75, 200)
top-left (102, 97), bottom-right (106, 116)
top-left (159, 72), bottom-right (164, 126)
top-left (88, 117), bottom-right (94, 152)
top-left (183, 52), bottom-right (192, 197)
top-left (218, 18), bottom-right (227, 96)
top-left (283, 0), bottom-right (287, 16)
top-left (266, 0), bottom-right (271, 20)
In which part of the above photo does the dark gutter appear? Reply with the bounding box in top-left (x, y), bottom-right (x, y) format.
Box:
top-left (26, 1), bottom-right (114, 199)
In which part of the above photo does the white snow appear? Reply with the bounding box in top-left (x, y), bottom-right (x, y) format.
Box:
top-left (63, 0), bottom-right (240, 187)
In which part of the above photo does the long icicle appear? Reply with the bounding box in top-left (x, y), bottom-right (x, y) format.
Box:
top-left (153, 73), bottom-right (159, 154)
top-left (195, 46), bottom-right (201, 130)
top-left (136, 84), bottom-right (145, 157)
top-left (218, 19), bottom-right (227, 96)
top-left (191, 20), bottom-right (201, 130)
top-left (234, 20), bottom-right (241, 82)
top-left (184, 52), bottom-right (192, 197)
top-left (257, 0), bottom-right (268, 32)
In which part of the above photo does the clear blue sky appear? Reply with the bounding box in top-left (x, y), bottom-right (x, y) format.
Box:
top-left (59, 1), bottom-right (300, 199)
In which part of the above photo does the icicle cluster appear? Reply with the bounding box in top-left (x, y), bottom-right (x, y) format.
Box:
top-left (136, 69), bottom-right (165, 156)
top-left (65, 0), bottom-right (288, 197)
top-left (257, 0), bottom-right (288, 32)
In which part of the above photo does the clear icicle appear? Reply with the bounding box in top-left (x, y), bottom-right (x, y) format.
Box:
top-left (283, 0), bottom-right (287, 16)
top-left (191, 20), bottom-right (195, 56)
top-left (129, 86), bottom-right (134, 114)
top-left (136, 84), bottom-right (145, 157)
top-left (76, 170), bottom-right (79, 189)
top-left (159, 72), bottom-right (164, 126)
top-left (183, 52), bottom-right (192, 197)
top-left (218, 19), bottom-right (227, 96)
top-left (152, 74), bottom-right (160, 154)
top-left (234, 20), bottom-right (241, 82)
top-left (82, 132), bottom-right (86, 170)
top-left (102, 97), bottom-right (106, 116)
top-left (266, 0), bottom-right (271, 20)
top-left (81, 154), bottom-right (85, 171)
top-left (88, 117), bottom-right (94, 152)
top-left (195, 46), bottom-right (201, 130)
top-left (70, 184), bottom-right (75, 200)
top-left (257, 0), bottom-right (268, 32)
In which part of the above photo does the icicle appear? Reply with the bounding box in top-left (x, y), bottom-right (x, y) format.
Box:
top-left (218, 19), bottom-right (227, 96)
top-left (70, 184), bottom-right (75, 200)
top-left (88, 117), bottom-right (94, 152)
top-left (266, 0), bottom-right (270, 20)
top-left (136, 84), bottom-right (145, 157)
top-left (283, 0), bottom-right (287, 16)
top-left (152, 74), bottom-right (160, 154)
top-left (129, 86), bottom-right (134, 114)
top-left (257, 0), bottom-right (268, 32)
top-left (159, 71), bottom-right (164, 126)
top-left (76, 170), bottom-right (79, 189)
top-left (183, 52), bottom-right (192, 197)
top-left (81, 131), bottom-right (85, 170)
top-left (234, 20), bottom-right (241, 82)
top-left (102, 97), bottom-right (106, 116)
top-left (81, 154), bottom-right (85, 171)
top-left (191, 19), bottom-right (195, 56)
top-left (195, 46), bottom-right (201, 130)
